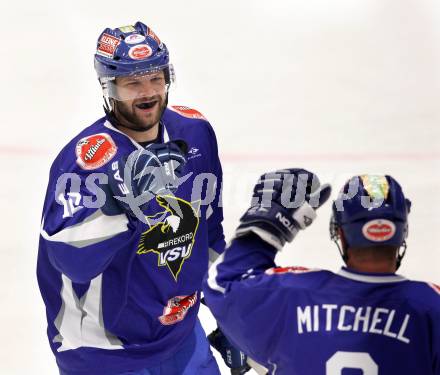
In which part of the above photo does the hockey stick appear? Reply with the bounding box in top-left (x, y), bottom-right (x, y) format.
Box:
top-left (246, 357), bottom-right (269, 375)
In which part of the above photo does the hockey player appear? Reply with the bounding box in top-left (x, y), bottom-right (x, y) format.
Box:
top-left (37, 21), bottom-right (239, 374)
top-left (203, 169), bottom-right (440, 374)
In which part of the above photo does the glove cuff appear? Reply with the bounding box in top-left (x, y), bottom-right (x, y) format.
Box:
top-left (235, 225), bottom-right (285, 251)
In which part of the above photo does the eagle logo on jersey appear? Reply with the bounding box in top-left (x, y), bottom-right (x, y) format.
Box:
top-left (137, 195), bottom-right (200, 281)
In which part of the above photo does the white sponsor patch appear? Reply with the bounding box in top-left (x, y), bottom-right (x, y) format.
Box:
top-left (125, 33), bottom-right (146, 44)
top-left (362, 219), bottom-right (396, 242)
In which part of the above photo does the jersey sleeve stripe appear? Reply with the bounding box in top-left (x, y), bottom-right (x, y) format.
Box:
top-left (41, 209), bottom-right (129, 248)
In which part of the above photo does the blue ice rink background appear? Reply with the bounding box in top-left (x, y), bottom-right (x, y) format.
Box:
top-left (1, 0), bottom-right (439, 373)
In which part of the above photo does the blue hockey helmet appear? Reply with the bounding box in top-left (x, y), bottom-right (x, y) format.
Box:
top-left (94, 22), bottom-right (175, 101)
top-left (330, 175), bottom-right (411, 265)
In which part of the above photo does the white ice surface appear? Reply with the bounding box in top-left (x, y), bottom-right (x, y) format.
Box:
top-left (0, 0), bottom-right (439, 374)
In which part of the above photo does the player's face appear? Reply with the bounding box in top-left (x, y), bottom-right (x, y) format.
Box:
top-left (112, 71), bottom-right (167, 131)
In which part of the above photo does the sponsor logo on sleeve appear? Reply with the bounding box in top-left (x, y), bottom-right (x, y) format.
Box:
top-left (125, 33), bottom-right (146, 45)
top-left (75, 133), bottom-right (117, 170)
top-left (362, 219), bottom-right (396, 242)
top-left (159, 293), bottom-right (198, 325)
top-left (96, 33), bottom-right (121, 58)
top-left (170, 106), bottom-right (207, 120)
top-left (128, 44), bottom-right (153, 60)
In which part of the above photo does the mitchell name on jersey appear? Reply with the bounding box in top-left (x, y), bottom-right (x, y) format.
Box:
top-left (296, 304), bottom-right (410, 343)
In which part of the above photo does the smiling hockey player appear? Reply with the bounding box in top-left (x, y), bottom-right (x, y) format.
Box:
top-left (37, 22), bottom-right (229, 374)
top-left (203, 169), bottom-right (440, 374)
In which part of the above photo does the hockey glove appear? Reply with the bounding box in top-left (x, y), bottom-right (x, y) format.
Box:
top-left (208, 328), bottom-right (251, 375)
top-left (235, 168), bottom-right (331, 251)
top-left (102, 140), bottom-right (188, 219)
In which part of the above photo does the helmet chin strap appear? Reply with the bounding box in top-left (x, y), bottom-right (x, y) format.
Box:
top-left (396, 241), bottom-right (407, 270)
top-left (333, 238), bottom-right (349, 264)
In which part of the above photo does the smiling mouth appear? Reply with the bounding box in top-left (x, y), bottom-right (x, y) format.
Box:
top-left (135, 100), bottom-right (158, 110)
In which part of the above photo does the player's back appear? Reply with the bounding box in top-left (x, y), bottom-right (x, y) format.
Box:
top-left (263, 267), bottom-right (440, 375)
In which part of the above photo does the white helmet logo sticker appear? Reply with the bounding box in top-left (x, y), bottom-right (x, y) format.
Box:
top-left (125, 33), bottom-right (146, 45)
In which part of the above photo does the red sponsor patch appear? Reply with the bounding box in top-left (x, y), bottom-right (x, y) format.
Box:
top-left (128, 44), bottom-right (153, 60)
top-left (170, 106), bottom-right (207, 121)
top-left (97, 33), bottom-right (120, 58)
top-left (75, 133), bottom-right (117, 170)
top-left (428, 283), bottom-right (440, 296)
top-left (362, 219), bottom-right (396, 242)
top-left (266, 266), bottom-right (317, 275)
top-left (147, 27), bottom-right (162, 47)
top-left (159, 293), bottom-right (198, 325)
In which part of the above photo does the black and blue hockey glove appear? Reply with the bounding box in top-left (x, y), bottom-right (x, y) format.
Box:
top-left (102, 140), bottom-right (188, 219)
top-left (235, 168), bottom-right (331, 251)
top-left (208, 328), bottom-right (251, 375)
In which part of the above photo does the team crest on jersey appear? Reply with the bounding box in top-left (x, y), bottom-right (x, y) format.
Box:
top-left (159, 293), bottom-right (198, 325)
top-left (170, 106), bottom-right (207, 121)
top-left (137, 195), bottom-right (200, 281)
top-left (75, 133), bottom-right (117, 170)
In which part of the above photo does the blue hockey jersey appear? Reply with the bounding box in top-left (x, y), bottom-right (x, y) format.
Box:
top-left (37, 106), bottom-right (225, 374)
top-left (203, 235), bottom-right (440, 375)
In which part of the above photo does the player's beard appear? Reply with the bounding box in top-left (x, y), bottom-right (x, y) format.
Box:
top-left (112, 94), bottom-right (166, 132)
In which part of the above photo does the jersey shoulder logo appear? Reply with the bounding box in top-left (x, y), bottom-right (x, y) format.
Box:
top-left (170, 105), bottom-right (207, 121)
top-left (265, 266), bottom-right (320, 276)
top-left (137, 195), bottom-right (200, 281)
top-left (75, 133), bottom-right (117, 170)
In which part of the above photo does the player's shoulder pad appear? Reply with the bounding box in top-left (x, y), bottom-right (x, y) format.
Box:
top-left (265, 266), bottom-right (322, 276)
top-left (402, 280), bottom-right (440, 312)
top-left (169, 105), bottom-right (208, 122)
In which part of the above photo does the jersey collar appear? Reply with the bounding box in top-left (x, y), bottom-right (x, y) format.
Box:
top-left (337, 267), bottom-right (407, 283)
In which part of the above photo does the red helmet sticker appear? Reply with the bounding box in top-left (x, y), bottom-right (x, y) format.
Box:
top-left (170, 106), bottom-right (207, 121)
top-left (97, 33), bottom-right (121, 58)
top-left (75, 133), bottom-right (117, 170)
top-left (266, 266), bottom-right (319, 275)
top-left (128, 44), bottom-right (153, 60)
top-left (147, 27), bottom-right (162, 47)
top-left (159, 293), bottom-right (198, 325)
top-left (125, 33), bottom-right (146, 45)
top-left (362, 219), bottom-right (396, 242)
